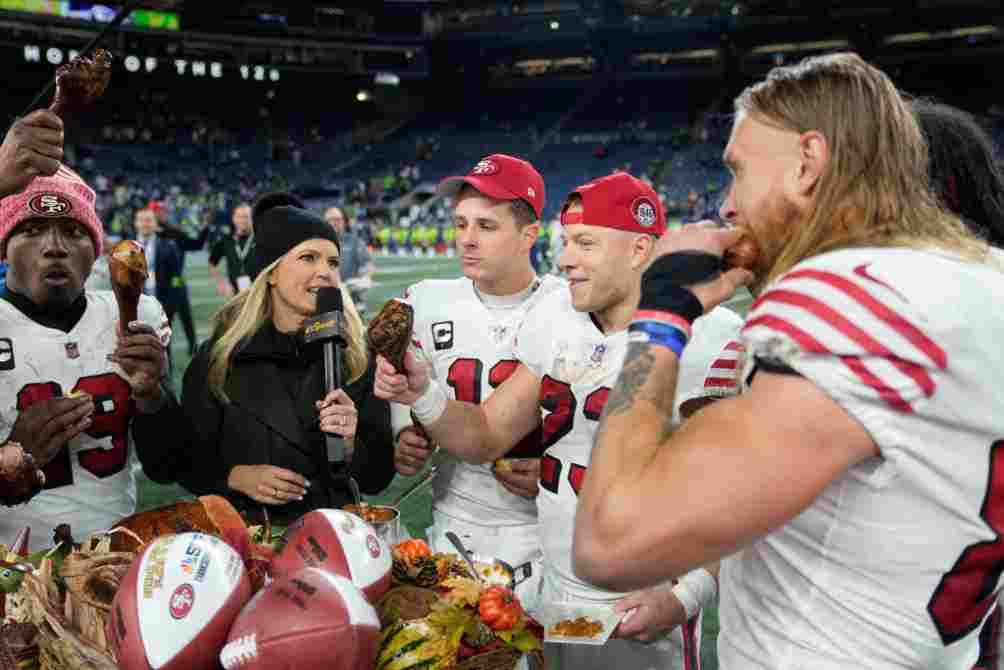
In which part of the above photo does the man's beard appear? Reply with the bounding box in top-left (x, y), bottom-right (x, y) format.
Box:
top-left (745, 192), bottom-right (805, 295)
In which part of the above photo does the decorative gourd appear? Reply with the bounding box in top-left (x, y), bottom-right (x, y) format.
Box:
top-left (376, 620), bottom-right (454, 670)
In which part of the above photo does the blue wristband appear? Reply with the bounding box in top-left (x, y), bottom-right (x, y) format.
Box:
top-left (628, 320), bottom-right (688, 358)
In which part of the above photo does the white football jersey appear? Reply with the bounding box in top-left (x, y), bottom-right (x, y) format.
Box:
top-left (720, 247), bottom-right (1004, 670)
top-left (0, 291), bottom-right (169, 549)
top-left (514, 287), bottom-right (743, 603)
top-left (394, 275), bottom-right (565, 526)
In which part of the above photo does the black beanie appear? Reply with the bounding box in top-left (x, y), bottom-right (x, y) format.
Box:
top-left (251, 191), bottom-right (340, 275)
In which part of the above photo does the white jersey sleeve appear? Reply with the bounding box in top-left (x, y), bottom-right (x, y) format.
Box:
top-left (742, 250), bottom-right (947, 448)
top-left (674, 306), bottom-right (744, 421)
top-left (720, 247), bottom-right (1004, 670)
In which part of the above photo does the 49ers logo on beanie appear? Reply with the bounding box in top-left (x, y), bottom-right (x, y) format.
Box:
top-left (28, 193), bottom-right (73, 217)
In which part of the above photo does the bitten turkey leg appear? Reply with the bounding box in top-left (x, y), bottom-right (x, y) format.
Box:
top-left (108, 240), bottom-right (148, 334)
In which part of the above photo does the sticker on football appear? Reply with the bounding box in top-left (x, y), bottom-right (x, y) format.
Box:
top-left (107, 532), bottom-right (252, 670)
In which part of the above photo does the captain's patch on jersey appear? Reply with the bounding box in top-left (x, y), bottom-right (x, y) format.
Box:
top-left (432, 321), bottom-right (454, 350)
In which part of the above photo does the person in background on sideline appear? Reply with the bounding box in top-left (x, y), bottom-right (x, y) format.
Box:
top-left (324, 205), bottom-right (374, 318)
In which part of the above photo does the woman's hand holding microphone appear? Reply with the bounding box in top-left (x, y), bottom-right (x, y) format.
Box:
top-left (227, 391), bottom-right (358, 506)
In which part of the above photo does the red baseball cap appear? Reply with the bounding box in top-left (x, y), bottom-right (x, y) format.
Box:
top-left (437, 153), bottom-right (545, 220)
top-left (560, 172), bottom-right (665, 236)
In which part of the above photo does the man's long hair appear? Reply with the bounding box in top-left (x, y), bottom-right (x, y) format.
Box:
top-left (735, 52), bottom-right (984, 287)
top-left (206, 260), bottom-right (367, 403)
top-left (912, 99), bottom-right (1004, 248)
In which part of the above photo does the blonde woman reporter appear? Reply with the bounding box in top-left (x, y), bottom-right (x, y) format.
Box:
top-left (144, 193), bottom-right (394, 525)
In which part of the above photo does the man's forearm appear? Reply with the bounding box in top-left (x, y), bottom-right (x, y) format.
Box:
top-left (423, 400), bottom-right (507, 464)
top-left (589, 341), bottom-right (680, 498)
top-left (575, 341), bottom-right (682, 581)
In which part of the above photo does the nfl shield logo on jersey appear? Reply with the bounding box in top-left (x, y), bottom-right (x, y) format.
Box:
top-left (65, 342), bottom-right (80, 359)
top-left (590, 344), bottom-right (607, 367)
top-left (432, 321), bottom-right (454, 350)
top-left (492, 325), bottom-right (508, 344)
top-left (0, 338), bottom-right (13, 371)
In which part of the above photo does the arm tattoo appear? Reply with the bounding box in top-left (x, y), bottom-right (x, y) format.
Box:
top-left (603, 342), bottom-right (656, 417)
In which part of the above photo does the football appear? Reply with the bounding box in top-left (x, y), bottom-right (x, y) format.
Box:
top-left (107, 532), bottom-right (253, 670)
top-left (219, 567), bottom-right (381, 670)
top-left (270, 509), bottom-right (392, 603)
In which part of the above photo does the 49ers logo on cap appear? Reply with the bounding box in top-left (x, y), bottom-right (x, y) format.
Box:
top-left (28, 193), bottom-right (72, 217)
top-left (631, 197), bottom-right (657, 229)
top-left (470, 159), bottom-right (500, 176)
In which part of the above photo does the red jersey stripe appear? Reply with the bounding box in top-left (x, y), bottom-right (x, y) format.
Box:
top-left (744, 314), bottom-right (914, 412)
top-left (752, 268), bottom-right (947, 369)
top-left (755, 289), bottom-right (936, 397)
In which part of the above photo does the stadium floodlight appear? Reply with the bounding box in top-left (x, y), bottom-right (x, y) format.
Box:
top-left (550, 20), bottom-right (560, 30)
top-left (375, 72), bottom-right (400, 86)
top-left (356, 90), bottom-right (371, 102)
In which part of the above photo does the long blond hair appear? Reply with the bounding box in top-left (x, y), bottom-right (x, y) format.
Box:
top-left (206, 260), bottom-right (368, 402)
top-left (735, 52), bottom-right (985, 287)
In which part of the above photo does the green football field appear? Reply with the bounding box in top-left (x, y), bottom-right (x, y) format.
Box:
top-left (140, 251), bottom-right (752, 669)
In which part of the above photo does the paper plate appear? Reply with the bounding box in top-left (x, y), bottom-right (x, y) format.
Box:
top-left (535, 601), bottom-right (626, 646)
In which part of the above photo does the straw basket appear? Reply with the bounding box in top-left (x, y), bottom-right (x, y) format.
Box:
top-left (15, 532), bottom-right (138, 670)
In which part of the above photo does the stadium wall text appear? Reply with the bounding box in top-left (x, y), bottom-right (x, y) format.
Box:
top-left (22, 45), bottom-right (281, 82)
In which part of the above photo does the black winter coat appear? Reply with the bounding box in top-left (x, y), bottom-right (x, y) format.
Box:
top-left (136, 321), bottom-right (394, 526)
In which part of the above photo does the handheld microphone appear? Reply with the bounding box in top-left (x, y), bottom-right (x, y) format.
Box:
top-left (303, 286), bottom-right (347, 465)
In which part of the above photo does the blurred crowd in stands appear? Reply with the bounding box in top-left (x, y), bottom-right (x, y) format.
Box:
top-left (43, 100), bottom-right (1004, 294)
